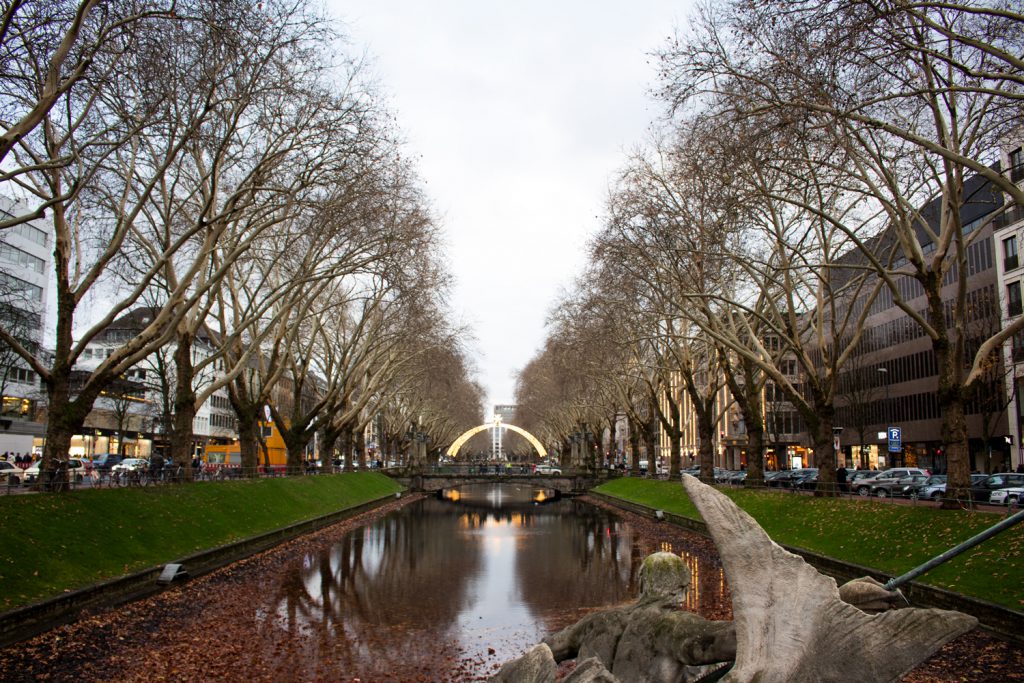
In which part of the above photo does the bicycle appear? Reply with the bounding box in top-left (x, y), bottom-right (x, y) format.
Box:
top-left (46, 462), bottom-right (68, 493)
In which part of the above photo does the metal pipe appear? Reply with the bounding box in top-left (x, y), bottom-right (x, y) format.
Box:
top-left (885, 507), bottom-right (1024, 591)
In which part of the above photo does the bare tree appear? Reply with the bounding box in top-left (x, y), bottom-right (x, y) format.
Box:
top-left (659, 0), bottom-right (1024, 504)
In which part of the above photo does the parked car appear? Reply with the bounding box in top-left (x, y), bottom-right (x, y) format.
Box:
top-left (767, 470), bottom-right (798, 487)
top-left (792, 468), bottom-right (820, 490)
top-left (23, 458), bottom-right (88, 484)
top-left (873, 474), bottom-right (931, 498)
top-left (854, 468), bottom-right (928, 496)
top-left (847, 470), bottom-right (881, 491)
top-left (916, 474), bottom-right (988, 500)
top-left (111, 458), bottom-right (148, 474)
top-left (772, 468), bottom-right (817, 489)
top-left (714, 468), bottom-right (737, 483)
top-left (988, 486), bottom-right (1024, 506)
top-left (91, 453), bottom-right (124, 473)
top-left (726, 470), bottom-right (747, 485)
top-left (0, 461), bottom-right (22, 486)
top-left (535, 464), bottom-right (562, 475)
top-left (970, 472), bottom-right (1024, 503)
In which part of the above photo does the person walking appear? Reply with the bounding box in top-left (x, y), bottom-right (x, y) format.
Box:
top-left (836, 465), bottom-right (848, 494)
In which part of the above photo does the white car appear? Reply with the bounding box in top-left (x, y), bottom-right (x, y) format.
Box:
top-left (0, 461), bottom-right (22, 486)
top-left (988, 487), bottom-right (1024, 507)
top-left (23, 458), bottom-right (89, 484)
top-left (112, 458), bottom-right (149, 473)
top-left (535, 464), bottom-right (562, 475)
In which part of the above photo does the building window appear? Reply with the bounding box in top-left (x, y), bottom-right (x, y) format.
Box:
top-left (1008, 281), bottom-right (1023, 317)
top-left (1012, 147), bottom-right (1024, 183)
top-left (0, 216), bottom-right (48, 247)
top-left (0, 271), bottom-right (42, 302)
top-left (0, 241), bottom-right (44, 273)
top-left (1005, 235), bottom-right (1019, 271)
top-left (1013, 330), bottom-right (1024, 363)
top-left (7, 367), bottom-right (35, 384)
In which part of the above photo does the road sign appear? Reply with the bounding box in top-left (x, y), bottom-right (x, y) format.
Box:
top-left (887, 426), bottom-right (901, 453)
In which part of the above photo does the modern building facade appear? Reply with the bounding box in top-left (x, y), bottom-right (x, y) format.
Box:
top-left (833, 171), bottom-right (1010, 474)
top-left (0, 197), bottom-right (50, 454)
top-left (74, 307), bottom-right (236, 460)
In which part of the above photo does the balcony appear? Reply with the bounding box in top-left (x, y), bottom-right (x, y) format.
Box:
top-left (995, 204), bottom-right (1024, 230)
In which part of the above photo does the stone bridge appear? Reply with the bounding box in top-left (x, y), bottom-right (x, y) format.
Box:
top-left (386, 471), bottom-right (609, 496)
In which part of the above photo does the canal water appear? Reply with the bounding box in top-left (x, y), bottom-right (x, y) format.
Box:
top-left (261, 483), bottom-right (727, 679)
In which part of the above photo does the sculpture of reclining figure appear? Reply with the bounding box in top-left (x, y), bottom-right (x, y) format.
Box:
top-left (491, 476), bottom-right (976, 683)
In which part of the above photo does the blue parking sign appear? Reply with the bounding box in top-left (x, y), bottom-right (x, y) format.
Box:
top-left (887, 427), bottom-right (901, 453)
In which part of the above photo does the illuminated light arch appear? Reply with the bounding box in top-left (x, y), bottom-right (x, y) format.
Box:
top-left (446, 418), bottom-right (547, 459)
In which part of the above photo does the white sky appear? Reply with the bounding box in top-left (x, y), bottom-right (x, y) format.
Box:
top-left (327, 1), bottom-right (690, 415)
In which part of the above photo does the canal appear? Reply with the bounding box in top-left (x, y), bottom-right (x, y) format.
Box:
top-left (253, 483), bottom-right (728, 679)
top-left (1, 484), bottom-right (729, 682)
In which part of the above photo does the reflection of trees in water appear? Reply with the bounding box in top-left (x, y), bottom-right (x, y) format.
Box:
top-left (241, 487), bottom-right (727, 678)
top-left (515, 500), bottom-right (641, 631)
top-left (652, 539), bottom-right (727, 615)
top-left (252, 498), bottom-right (482, 676)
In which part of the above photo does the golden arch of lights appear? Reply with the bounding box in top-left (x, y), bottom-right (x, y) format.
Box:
top-left (445, 416), bottom-right (548, 459)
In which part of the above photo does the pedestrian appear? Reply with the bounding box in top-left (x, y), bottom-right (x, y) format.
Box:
top-left (836, 465), bottom-right (848, 493)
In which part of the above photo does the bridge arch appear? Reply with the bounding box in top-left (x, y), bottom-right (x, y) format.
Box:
top-left (446, 420), bottom-right (547, 459)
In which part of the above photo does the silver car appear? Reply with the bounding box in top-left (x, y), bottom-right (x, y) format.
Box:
top-left (853, 468), bottom-right (928, 496)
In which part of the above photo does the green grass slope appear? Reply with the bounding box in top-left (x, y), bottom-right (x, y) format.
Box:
top-left (595, 478), bottom-right (1024, 611)
top-left (0, 473), bottom-right (402, 611)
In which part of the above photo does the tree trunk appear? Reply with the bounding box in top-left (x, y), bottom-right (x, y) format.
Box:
top-left (170, 330), bottom-right (197, 476)
top-left (628, 415), bottom-right (641, 476)
top-left (236, 414), bottom-right (261, 476)
top-left (812, 411), bottom-right (839, 498)
top-left (670, 434), bottom-right (681, 478)
top-left (341, 428), bottom-right (354, 472)
top-left (696, 408), bottom-right (715, 484)
top-left (940, 395), bottom-right (972, 508)
top-left (355, 427), bottom-right (367, 469)
top-left (39, 379), bottom-right (94, 491)
top-left (644, 412), bottom-right (658, 475)
top-left (279, 421), bottom-right (309, 475)
top-left (321, 428), bottom-right (339, 473)
top-left (745, 424), bottom-right (765, 487)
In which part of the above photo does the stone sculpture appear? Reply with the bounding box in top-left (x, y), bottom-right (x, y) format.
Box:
top-left (491, 475), bottom-right (978, 683)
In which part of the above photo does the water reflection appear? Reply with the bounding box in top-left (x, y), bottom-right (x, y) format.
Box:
top-left (258, 484), bottom-right (726, 679)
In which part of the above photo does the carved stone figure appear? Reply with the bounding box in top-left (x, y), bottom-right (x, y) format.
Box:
top-left (679, 474), bottom-right (977, 682)
top-left (492, 551), bottom-right (734, 682)
top-left (492, 475), bottom-right (978, 683)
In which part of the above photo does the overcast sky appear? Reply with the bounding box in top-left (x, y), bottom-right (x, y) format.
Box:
top-left (328, 1), bottom-right (691, 417)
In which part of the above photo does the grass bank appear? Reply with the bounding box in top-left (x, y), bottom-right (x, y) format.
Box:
top-left (0, 472), bottom-right (402, 612)
top-left (595, 478), bottom-right (1024, 611)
